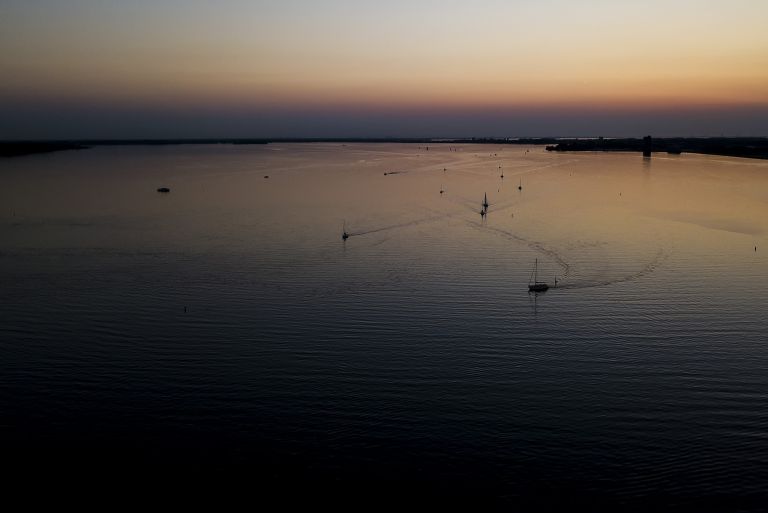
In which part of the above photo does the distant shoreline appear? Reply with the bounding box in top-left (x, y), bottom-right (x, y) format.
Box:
top-left (544, 137), bottom-right (768, 160)
top-left (0, 142), bottom-right (89, 158)
top-left (3, 137), bottom-right (768, 160)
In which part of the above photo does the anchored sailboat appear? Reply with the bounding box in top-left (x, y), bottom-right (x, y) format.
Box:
top-left (528, 258), bottom-right (549, 292)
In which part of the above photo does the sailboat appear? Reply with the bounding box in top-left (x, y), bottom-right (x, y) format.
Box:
top-left (440, 184), bottom-right (444, 194)
top-left (518, 178), bottom-right (522, 191)
top-left (528, 258), bottom-right (549, 292)
top-left (482, 193), bottom-right (489, 210)
top-left (342, 221), bottom-right (349, 240)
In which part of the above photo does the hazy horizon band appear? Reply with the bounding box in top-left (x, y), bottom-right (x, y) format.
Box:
top-left (2, 0), bottom-right (768, 137)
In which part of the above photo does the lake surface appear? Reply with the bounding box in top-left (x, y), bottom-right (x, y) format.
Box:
top-left (2, 144), bottom-right (767, 509)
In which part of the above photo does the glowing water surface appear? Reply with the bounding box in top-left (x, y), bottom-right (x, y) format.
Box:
top-left (1, 144), bottom-right (767, 507)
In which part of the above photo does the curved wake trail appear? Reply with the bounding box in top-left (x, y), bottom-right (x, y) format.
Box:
top-left (555, 248), bottom-right (668, 290)
top-left (345, 195), bottom-right (511, 241)
top-left (467, 221), bottom-right (668, 290)
top-left (347, 210), bottom-right (461, 238)
top-left (466, 221), bottom-right (571, 278)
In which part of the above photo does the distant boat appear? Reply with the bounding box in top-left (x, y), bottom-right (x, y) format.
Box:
top-left (518, 179), bottom-right (522, 191)
top-left (528, 258), bottom-right (549, 292)
top-left (342, 221), bottom-right (349, 240)
top-left (482, 193), bottom-right (489, 210)
top-left (440, 184), bottom-right (444, 194)
top-left (157, 187), bottom-right (170, 193)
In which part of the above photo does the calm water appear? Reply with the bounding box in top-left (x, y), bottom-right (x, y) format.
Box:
top-left (2, 144), bottom-right (768, 508)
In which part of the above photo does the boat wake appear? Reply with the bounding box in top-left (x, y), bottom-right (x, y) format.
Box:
top-left (468, 222), bottom-right (668, 289)
top-left (555, 248), bottom-right (668, 290)
top-left (467, 221), bottom-right (571, 278)
top-left (447, 194), bottom-right (517, 215)
top-left (347, 210), bottom-right (460, 238)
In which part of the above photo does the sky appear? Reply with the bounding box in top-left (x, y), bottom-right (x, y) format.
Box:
top-left (2, 0), bottom-right (768, 139)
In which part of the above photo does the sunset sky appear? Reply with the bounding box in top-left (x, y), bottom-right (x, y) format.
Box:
top-left (2, 0), bottom-right (768, 138)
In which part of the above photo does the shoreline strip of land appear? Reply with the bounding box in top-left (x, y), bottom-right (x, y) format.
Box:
top-left (3, 137), bottom-right (768, 160)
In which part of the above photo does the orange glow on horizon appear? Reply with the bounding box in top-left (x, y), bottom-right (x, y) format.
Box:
top-left (2, 0), bottom-right (768, 135)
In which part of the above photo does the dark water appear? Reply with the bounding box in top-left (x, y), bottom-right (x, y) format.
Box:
top-left (1, 144), bottom-right (767, 509)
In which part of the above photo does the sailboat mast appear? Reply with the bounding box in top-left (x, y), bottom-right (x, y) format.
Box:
top-left (527, 258), bottom-right (550, 292)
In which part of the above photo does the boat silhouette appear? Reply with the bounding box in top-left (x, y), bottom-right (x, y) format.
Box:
top-left (528, 258), bottom-right (549, 292)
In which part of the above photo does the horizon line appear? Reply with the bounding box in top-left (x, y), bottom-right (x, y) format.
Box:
top-left (4, 135), bottom-right (768, 144)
